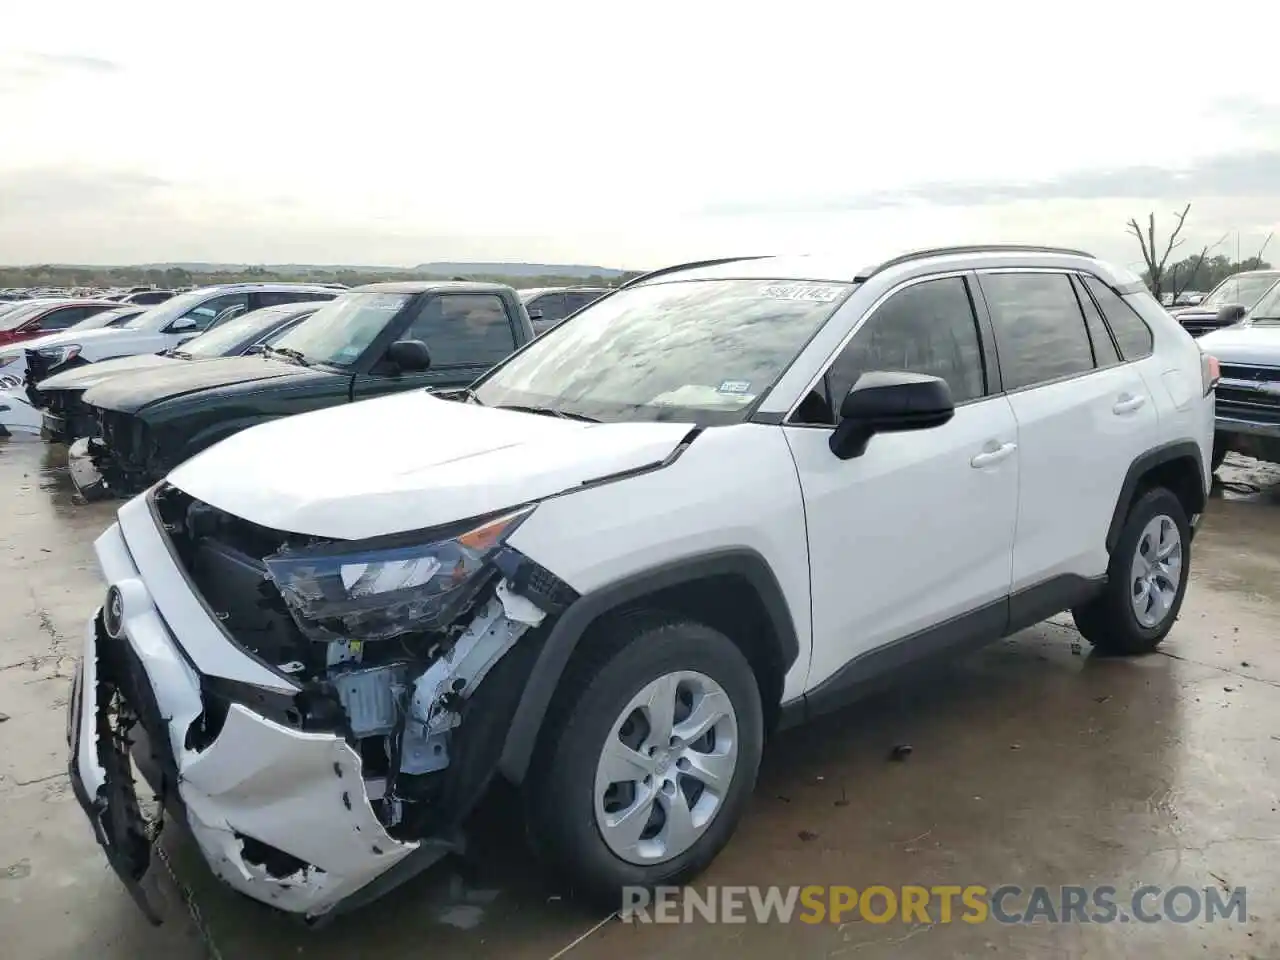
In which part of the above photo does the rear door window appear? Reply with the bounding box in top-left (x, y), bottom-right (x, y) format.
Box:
top-left (564, 291), bottom-right (604, 313)
top-left (528, 293), bottom-right (567, 324)
top-left (979, 272), bottom-right (1095, 390)
top-left (256, 290), bottom-right (335, 308)
top-left (178, 293), bottom-right (251, 331)
top-left (1070, 275), bottom-right (1120, 367)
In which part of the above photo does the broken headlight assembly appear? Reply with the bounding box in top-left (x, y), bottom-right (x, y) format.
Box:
top-left (264, 506), bottom-right (535, 644)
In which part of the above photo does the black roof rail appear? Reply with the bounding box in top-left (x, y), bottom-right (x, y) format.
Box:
top-left (620, 255), bottom-right (773, 289)
top-left (856, 244), bottom-right (1096, 281)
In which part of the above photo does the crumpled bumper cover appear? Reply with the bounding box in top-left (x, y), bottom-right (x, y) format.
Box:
top-left (68, 522), bottom-right (421, 919)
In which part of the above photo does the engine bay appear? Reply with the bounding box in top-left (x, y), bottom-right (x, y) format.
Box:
top-left (150, 483), bottom-right (574, 842)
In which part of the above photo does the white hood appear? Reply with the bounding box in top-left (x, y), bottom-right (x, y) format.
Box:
top-left (1199, 325), bottom-right (1280, 367)
top-left (14, 326), bottom-right (172, 362)
top-left (167, 391), bottom-right (695, 540)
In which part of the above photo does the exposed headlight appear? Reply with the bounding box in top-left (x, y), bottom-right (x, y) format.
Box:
top-left (264, 506), bottom-right (535, 643)
top-left (36, 344), bottom-right (81, 366)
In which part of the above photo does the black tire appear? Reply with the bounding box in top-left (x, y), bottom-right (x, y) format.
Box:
top-left (524, 612), bottom-right (764, 904)
top-left (1072, 487), bottom-right (1190, 655)
top-left (1211, 435), bottom-right (1229, 472)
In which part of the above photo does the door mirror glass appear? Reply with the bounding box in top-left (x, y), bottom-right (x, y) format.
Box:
top-left (829, 371), bottom-right (954, 460)
top-left (386, 338), bottom-right (432, 372)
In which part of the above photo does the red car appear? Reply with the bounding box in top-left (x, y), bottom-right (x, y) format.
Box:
top-left (0, 298), bottom-right (124, 347)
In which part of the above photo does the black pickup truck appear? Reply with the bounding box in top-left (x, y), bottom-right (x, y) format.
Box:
top-left (72, 281), bottom-right (535, 499)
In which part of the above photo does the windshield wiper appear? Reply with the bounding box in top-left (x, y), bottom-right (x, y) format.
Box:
top-left (170, 350), bottom-right (194, 360)
top-left (495, 403), bottom-right (599, 423)
top-left (264, 345), bottom-right (311, 366)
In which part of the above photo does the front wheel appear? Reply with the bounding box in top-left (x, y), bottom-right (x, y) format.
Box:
top-left (1072, 487), bottom-right (1190, 655)
top-left (525, 614), bottom-right (763, 903)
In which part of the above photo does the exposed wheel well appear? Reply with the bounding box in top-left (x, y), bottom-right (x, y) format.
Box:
top-left (1107, 444), bottom-right (1207, 555)
top-left (550, 574), bottom-right (789, 737)
top-left (1133, 455), bottom-right (1204, 523)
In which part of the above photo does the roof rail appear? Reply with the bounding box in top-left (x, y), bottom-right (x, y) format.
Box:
top-left (856, 244), bottom-right (1096, 281)
top-left (620, 255), bottom-right (772, 289)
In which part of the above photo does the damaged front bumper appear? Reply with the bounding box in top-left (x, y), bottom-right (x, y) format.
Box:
top-left (67, 503), bottom-right (562, 922)
top-left (68, 580), bottom-right (430, 921)
top-left (68, 437), bottom-right (114, 501)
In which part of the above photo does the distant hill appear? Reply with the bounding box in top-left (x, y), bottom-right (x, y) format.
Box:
top-left (413, 262), bottom-right (625, 279)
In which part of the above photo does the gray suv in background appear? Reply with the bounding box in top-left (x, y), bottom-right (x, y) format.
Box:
top-left (519, 286), bottom-right (610, 333)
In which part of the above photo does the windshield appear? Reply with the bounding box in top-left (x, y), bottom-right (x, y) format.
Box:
top-left (180, 307), bottom-right (305, 358)
top-left (1202, 274), bottom-right (1280, 310)
top-left (1247, 282), bottom-right (1280, 324)
top-left (474, 279), bottom-right (852, 424)
top-left (122, 287), bottom-right (224, 329)
top-left (272, 292), bottom-right (408, 366)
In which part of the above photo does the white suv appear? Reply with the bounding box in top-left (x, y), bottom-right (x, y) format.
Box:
top-left (69, 246), bottom-right (1215, 923)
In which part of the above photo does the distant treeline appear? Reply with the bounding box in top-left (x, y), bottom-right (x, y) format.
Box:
top-left (1143, 254), bottom-right (1272, 295)
top-left (0, 264), bottom-right (647, 291)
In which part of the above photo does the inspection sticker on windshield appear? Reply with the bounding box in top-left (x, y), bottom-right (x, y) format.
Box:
top-left (717, 379), bottom-right (752, 395)
top-left (762, 283), bottom-right (843, 303)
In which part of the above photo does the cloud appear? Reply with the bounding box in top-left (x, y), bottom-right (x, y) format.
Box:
top-left (27, 52), bottom-right (120, 73)
top-left (705, 150), bottom-right (1280, 216)
top-left (0, 167), bottom-right (170, 217)
top-left (0, 50), bottom-right (122, 95)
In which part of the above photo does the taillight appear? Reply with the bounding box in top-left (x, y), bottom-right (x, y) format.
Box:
top-left (1201, 352), bottom-right (1220, 395)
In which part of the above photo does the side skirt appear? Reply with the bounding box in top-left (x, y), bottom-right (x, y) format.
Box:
top-left (779, 573), bottom-right (1105, 729)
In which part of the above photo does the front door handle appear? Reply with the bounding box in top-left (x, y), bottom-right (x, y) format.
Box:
top-left (1112, 393), bottom-right (1147, 415)
top-left (970, 441), bottom-right (1017, 468)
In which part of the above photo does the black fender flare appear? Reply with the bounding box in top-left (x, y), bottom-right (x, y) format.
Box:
top-left (497, 548), bottom-right (801, 783)
top-left (1105, 439), bottom-right (1206, 553)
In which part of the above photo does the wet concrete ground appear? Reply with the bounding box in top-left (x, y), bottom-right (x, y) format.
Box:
top-left (1, 437), bottom-right (1277, 959)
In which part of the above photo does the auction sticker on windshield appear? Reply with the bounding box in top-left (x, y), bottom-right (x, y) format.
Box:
top-left (762, 284), bottom-right (844, 303)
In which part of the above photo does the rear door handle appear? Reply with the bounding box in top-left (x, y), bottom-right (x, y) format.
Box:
top-left (970, 441), bottom-right (1017, 468)
top-left (1113, 393), bottom-right (1147, 415)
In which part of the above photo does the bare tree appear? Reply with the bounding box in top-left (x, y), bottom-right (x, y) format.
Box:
top-left (1255, 231), bottom-right (1274, 264)
top-left (1168, 232), bottom-right (1229, 303)
top-left (1126, 203), bottom-right (1191, 301)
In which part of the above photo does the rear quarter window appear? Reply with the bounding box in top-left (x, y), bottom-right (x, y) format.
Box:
top-left (1083, 276), bottom-right (1154, 360)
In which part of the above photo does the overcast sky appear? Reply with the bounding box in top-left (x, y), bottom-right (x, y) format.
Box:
top-left (2, 1), bottom-right (1278, 272)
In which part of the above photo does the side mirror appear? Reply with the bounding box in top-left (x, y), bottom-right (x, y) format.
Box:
top-left (527, 308), bottom-right (544, 321)
top-left (169, 316), bottom-right (199, 333)
top-left (1216, 304), bottom-right (1247, 326)
top-left (829, 371), bottom-right (955, 460)
top-left (386, 339), bottom-right (432, 372)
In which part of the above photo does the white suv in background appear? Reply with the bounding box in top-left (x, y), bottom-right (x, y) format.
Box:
top-left (70, 246), bottom-right (1215, 923)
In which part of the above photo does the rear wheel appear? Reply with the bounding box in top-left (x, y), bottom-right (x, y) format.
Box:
top-left (525, 613), bottom-right (763, 902)
top-left (1072, 487), bottom-right (1189, 655)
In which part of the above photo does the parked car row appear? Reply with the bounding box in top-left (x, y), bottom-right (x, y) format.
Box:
top-left (1169, 269), bottom-right (1280, 336)
top-left (55, 244), bottom-right (1218, 928)
top-left (5, 281), bottom-right (612, 492)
